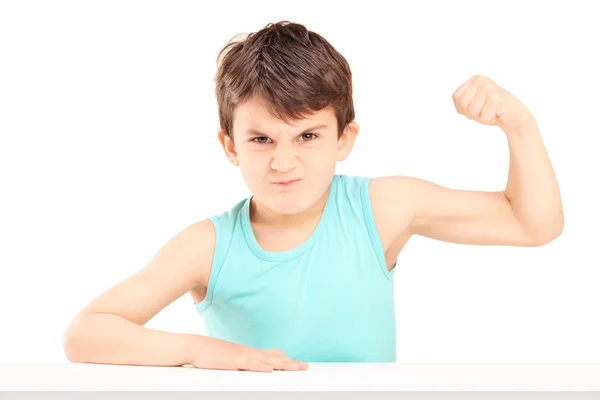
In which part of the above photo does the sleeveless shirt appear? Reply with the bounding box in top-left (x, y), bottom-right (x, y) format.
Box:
top-left (193, 174), bottom-right (397, 362)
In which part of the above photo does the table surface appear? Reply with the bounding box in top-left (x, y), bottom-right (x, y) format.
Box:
top-left (1, 362), bottom-right (600, 391)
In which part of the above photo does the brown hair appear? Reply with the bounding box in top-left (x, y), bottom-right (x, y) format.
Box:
top-left (214, 21), bottom-right (355, 142)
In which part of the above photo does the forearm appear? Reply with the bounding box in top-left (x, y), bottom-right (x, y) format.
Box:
top-left (63, 312), bottom-right (202, 367)
top-left (503, 118), bottom-right (564, 241)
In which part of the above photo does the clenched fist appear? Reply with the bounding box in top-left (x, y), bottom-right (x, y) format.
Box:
top-left (452, 74), bottom-right (536, 133)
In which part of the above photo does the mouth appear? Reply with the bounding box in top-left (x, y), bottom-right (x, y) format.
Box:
top-left (273, 179), bottom-right (301, 187)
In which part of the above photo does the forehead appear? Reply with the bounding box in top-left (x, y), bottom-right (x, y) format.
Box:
top-left (233, 96), bottom-right (335, 133)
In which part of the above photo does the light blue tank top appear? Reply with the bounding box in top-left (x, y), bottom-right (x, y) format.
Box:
top-left (194, 174), bottom-right (397, 362)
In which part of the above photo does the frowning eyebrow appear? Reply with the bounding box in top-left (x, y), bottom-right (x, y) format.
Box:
top-left (244, 124), bottom-right (328, 136)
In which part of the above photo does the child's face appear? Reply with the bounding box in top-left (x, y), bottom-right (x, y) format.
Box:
top-left (219, 95), bottom-right (358, 215)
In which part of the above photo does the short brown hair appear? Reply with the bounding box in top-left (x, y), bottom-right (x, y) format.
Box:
top-left (214, 21), bottom-right (355, 141)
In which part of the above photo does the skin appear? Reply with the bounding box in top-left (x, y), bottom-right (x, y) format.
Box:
top-left (218, 95), bottom-right (358, 226)
top-left (63, 74), bottom-right (563, 373)
top-left (218, 74), bottom-right (564, 270)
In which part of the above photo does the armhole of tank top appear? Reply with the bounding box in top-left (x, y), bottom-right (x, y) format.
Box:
top-left (194, 215), bottom-right (232, 312)
top-left (359, 177), bottom-right (396, 281)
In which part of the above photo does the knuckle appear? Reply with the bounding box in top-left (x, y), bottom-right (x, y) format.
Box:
top-left (256, 360), bottom-right (272, 372)
top-left (270, 356), bottom-right (286, 366)
top-left (265, 348), bottom-right (287, 357)
top-left (244, 358), bottom-right (260, 370)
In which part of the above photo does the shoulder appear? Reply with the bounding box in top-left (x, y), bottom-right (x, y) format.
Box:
top-left (187, 199), bottom-right (249, 303)
top-left (368, 175), bottom-right (441, 215)
top-left (332, 174), bottom-right (416, 220)
top-left (190, 199), bottom-right (247, 287)
top-left (367, 176), bottom-right (419, 249)
top-left (368, 175), bottom-right (418, 217)
top-left (331, 174), bottom-right (416, 251)
top-left (367, 174), bottom-right (470, 237)
top-left (175, 219), bottom-right (217, 289)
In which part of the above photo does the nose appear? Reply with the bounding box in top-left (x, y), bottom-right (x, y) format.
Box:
top-left (271, 143), bottom-right (296, 173)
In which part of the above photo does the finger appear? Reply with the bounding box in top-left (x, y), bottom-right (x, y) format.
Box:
top-left (298, 362), bottom-right (309, 370)
top-left (286, 358), bottom-right (308, 369)
top-left (289, 360), bottom-right (309, 370)
top-left (243, 359), bottom-right (273, 373)
top-left (262, 349), bottom-right (308, 369)
top-left (263, 349), bottom-right (292, 363)
top-left (452, 74), bottom-right (480, 103)
top-left (264, 349), bottom-right (296, 363)
top-left (265, 348), bottom-right (288, 357)
top-left (467, 85), bottom-right (488, 118)
top-left (267, 356), bottom-right (303, 371)
top-left (480, 92), bottom-right (499, 125)
top-left (456, 84), bottom-right (479, 118)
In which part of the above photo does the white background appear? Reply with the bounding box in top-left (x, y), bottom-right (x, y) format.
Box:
top-left (1, 0), bottom-right (598, 363)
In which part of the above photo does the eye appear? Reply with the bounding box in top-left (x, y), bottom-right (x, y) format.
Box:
top-left (251, 136), bottom-right (271, 144)
top-left (299, 133), bottom-right (317, 141)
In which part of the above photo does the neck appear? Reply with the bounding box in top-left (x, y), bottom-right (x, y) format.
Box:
top-left (250, 188), bottom-right (330, 229)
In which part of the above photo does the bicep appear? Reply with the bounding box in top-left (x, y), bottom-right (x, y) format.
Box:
top-left (75, 219), bottom-right (215, 326)
top-left (373, 176), bottom-right (535, 247)
top-left (409, 180), bottom-right (532, 245)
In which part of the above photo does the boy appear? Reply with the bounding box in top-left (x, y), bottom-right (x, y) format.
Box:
top-left (63, 21), bottom-right (563, 373)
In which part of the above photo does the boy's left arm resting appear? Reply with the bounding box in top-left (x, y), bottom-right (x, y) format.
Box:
top-left (370, 74), bottom-right (564, 247)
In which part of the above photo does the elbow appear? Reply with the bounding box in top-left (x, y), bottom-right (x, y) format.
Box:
top-left (62, 318), bottom-right (92, 363)
top-left (526, 215), bottom-right (564, 247)
top-left (62, 327), bottom-right (84, 363)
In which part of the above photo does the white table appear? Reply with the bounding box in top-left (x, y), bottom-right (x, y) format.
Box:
top-left (1, 362), bottom-right (600, 395)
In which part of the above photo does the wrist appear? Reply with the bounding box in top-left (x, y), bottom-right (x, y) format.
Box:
top-left (182, 334), bottom-right (208, 366)
top-left (503, 117), bottom-right (539, 140)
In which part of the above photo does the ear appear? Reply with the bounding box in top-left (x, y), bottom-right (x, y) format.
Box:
top-left (336, 121), bottom-right (359, 161)
top-left (217, 128), bottom-right (239, 167)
